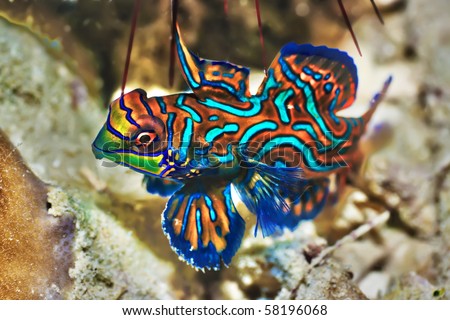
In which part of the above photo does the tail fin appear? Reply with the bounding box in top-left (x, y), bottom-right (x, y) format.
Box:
top-left (361, 76), bottom-right (393, 124)
top-left (335, 75), bottom-right (393, 143)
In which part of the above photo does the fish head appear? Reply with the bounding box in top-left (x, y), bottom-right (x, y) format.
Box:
top-left (92, 89), bottom-right (168, 177)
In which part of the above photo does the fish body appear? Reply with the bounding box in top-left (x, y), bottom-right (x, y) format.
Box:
top-left (92, 25), bottom-right (391, 270)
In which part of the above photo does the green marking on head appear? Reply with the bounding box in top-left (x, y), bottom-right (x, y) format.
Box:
top-left (92, 90), bottom-right (168, 177)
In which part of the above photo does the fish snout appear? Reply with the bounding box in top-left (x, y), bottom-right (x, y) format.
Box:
top-left (92, 125), bottom-right (123, 160)
top-left (91, 142), bottom-right (105, 160)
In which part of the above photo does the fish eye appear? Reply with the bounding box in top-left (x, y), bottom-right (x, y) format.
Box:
top-left (135, 131), bottom-right (158, 147)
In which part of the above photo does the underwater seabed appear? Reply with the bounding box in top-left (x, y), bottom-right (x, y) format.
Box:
top-left (0, 0), bottom-right (449, 299)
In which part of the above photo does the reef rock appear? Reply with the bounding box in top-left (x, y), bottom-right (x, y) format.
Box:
top-left (0, 129), bottom-right (70, 299)
top-left (0, 129), bottom-right (174, 299)
top-left (233, 224), bottom-right (367, 300)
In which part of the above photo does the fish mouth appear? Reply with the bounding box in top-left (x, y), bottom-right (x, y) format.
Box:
top-left (92, 124), bottom-right (123, 160)
top-left (91, 143), bottom-right (106, 160)
top-left (91, 141), bottom-right (122, 160)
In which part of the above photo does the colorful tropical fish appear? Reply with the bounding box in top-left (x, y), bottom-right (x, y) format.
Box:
top-left (92, 24), bottom-right (391, 271)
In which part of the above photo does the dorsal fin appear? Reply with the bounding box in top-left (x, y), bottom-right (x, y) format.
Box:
top-left (175, 24), bottom-right (251, 102)
top-left (257, 43), bottom-right (358, 113)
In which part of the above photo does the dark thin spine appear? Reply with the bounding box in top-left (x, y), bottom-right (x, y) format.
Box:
top-left (254, 0), bottom-right (267, 70)
top-left (121, 0), bottom-right (142, 96)
top-left (337, 0), bottom-right (362, 57)
top-left (169, 0), bottom-right (179, 87)
top-left (224, 0), bottom-right (228, 16)
top-left (370, 0), bottom-right (385, 25)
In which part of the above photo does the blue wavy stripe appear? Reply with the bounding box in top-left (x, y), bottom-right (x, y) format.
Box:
top-left (139, 93), bottom-right (153, 116)
top-left (257, 136), bottom-right (343, 172)
top-left (179, 117), bottom-right (193, 162)
top-left (240, 121), bottom-right (278, 145)
top-left (176, 95), bottom-right (202, 122)
top-left (205, 195), bottom-right (216, 222)
top-left (156, 97), bottom-right (167, 114)
top-left (120, 96), bottom-right (141, 128)
top-left (205, 123), bottom-right (239, 143)
top-left (166, 112), bottom-right (177, 150)
top-left (106, 106), bottom-right (130, 141)
top-left (273, 88), bottom-right (294, 124)
top-left (196, 208), bottom-right (202, 236)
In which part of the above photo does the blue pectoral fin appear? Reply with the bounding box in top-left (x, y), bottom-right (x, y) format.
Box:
top-left (233, 161), bottom-right (305, 237)
top-left (162, 182), bottom-right (245, 271)
top-left (143, 175), bottom-right (182, 197)
top-left (282, 177), bottom-right (330, 230)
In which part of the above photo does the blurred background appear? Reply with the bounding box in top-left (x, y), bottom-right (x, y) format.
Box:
top-left (0, 0), bottom-right (449, 300)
